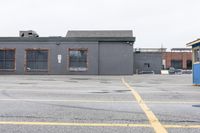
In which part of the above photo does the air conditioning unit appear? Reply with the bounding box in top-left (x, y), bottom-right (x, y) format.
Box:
top-left (19, 30), bottom-right (39, 38)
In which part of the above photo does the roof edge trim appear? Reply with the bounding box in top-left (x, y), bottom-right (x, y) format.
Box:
top-left (186, 39), bottom-right (200, 46)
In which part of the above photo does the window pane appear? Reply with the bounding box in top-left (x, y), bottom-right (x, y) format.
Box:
top-left (79, 62), bottom-right (87, 68)
top-left (171, 60), bottom-right (182, 69)
top-left (36, 61), bottom-right (48, 69)
top-left (0, 51), bottom-right (4, 60)
top-left (5, 50), bottom-right (15, 59)
top-left (27, 50), bottom-right (48, 61)
top-left (36, 51), bottom-right (48, 60)
top-left (70, 61), bottom-right (79, 67)
top-left (187, 60), bottom-right (192, 69)
top-left (5, 61), bottom-right (14, 69)
top-left (27, 61), bottom-right (48, 70)
top-left (0, 50), bottom-right (15, 70)
top-left (194, 49), bottom-right (200, 62)
top-left (27, 51), bottom-right (36, 60)
top-left (26, 50), bottom-right (48, 71)
top-left (0, 60), bottom-right (4, 69)
top-left (26, 61), bottom-right (35, 70)
top-left (70, 51), bottom-right (79, 60)
top-left (69, 49), bottom-right (87, 70)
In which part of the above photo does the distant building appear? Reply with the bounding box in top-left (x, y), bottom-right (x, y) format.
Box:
top-left (162, 48), bottom-right (192, 70)
top-left (0, 30), bottom-right (135, 75)
top-left (133, 48), bottom-right (192, 74)
top-left (134, 48), bottom-right (165, 74)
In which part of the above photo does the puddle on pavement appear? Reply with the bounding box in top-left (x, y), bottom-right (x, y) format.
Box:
top-left (70, 78), bottom-right (91, 80)
top-left (41, 79), bottom-right (56, 81)
top-left (18, 83), bottom-right (37, 85)
top-left (100, 81), bottom-right (111, 84)
top-left (133, 84), bottom-right (153, 87)
top-left (90, 89), bottom-right (130, 94)
top-left (192, 105), bottom-right (200, 108)
top-left (114, 90), bottom-right (130, 93)
top-left (65, 80), bottom-right (79, 83)
top-left (90, 91), bottom-right (110, 94)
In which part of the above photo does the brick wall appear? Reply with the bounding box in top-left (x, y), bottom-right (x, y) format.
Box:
top-left (162, 52), bottom-right (192, 69)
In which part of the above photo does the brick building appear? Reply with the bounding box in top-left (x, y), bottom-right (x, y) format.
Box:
top-left (162, 48), bottom-right (192, 70)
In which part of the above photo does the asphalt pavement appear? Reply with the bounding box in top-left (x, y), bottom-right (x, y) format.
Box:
top-left (0, 75), bottom-right (199, 133)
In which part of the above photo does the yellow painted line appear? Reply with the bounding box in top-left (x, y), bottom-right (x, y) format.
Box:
top-left (122, 78), bottom-right (168, 133)
top-left (0, 121), bottom-right (151, 127)
top-left (165, 125), bottom-right (200, 128)
top-left (0, 99), bottom-right (135, 103)
top-left (1, 121), bottom-right (200, 129)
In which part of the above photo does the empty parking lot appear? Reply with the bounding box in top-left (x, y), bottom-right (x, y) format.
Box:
top-left (0, 75), bottom-right (199, 133)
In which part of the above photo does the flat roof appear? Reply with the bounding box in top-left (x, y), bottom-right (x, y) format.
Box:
top-left (66, 30), bottom-right (133, 37)
top-left (134, 48), bottom-right (167, 52)
top-left (0, 30), bottom-right (135, 43)
top-left (171, 48), bottom-right (192, 51)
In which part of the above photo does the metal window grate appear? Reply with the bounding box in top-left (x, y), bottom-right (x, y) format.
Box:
top-left (0, 49), bottom-right (15, 70)
top-left (69, 49), bottom-right (88, 71)
top-left (26, 49), bottom-right (48, 71)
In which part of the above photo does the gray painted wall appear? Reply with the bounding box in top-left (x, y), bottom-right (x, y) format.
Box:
top-left (99, 42), bottom-right (133, 75)
top-left (134, 52), bottom-right (162, 74)
top-left (0, 41), bottom-right (133, 75)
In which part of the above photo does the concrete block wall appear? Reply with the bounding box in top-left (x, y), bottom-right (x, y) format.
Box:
top-left (134, 52), bottom-right (162, 74)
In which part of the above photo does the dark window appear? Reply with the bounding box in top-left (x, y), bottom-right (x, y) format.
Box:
top-left (0, 49), bottom-right (15, 70)
top-left (194, 48), bottom-right (200, 63)
top-left (171, 60), bottom-right (182, 69)
top-left (26, 49), bottom-right (48, 71)
top-left (187, 60), bottom-right (192, 69)
top-left (69, 49), bottom-right (87, 71)
top-left (144, 63), bottom-right (150, 68)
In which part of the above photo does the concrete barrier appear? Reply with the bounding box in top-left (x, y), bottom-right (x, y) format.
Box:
top-left (161, 70), bottom-right (169, 75)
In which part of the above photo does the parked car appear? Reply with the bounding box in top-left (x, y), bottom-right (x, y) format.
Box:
top-left (175, 69), bottom-right (182, 75)
top-left (168, 67), bottom-right (176, 74)
top-left (168, 67), bottom-right (183, 75)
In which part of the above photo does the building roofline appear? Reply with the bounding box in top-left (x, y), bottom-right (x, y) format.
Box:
top-left (134, 48), bottom-right (167, 52)
top-left (0, 37), bottom-right (135, 43)
top-left (66, 30), bottom-right (133, 38)
top-left (171, 48), bottom-right (191, 51)
top-left (186, 39), bottom-right (200, 46)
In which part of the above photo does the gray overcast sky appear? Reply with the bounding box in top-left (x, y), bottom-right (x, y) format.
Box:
top-left (0, 0), bottom-right (200, 49)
